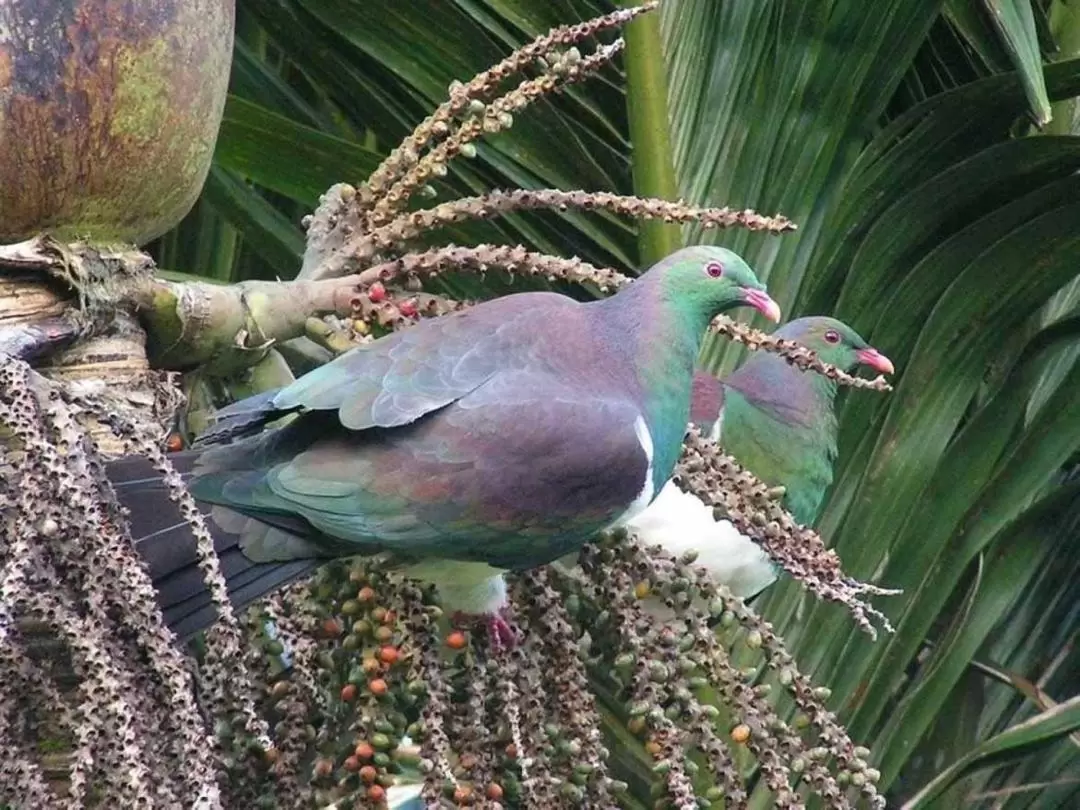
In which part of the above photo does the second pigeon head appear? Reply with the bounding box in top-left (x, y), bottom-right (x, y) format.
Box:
top-left (773, 317), bottom-right (895, 375)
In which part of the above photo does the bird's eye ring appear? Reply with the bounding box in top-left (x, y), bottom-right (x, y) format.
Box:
top-left (824, 329), bottom-right (840, 344)
top-left (705, 262), bottom-right (724, 278)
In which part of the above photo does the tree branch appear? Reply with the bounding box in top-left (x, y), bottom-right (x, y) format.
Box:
top-left (134, 274), bottom-right (373, 374)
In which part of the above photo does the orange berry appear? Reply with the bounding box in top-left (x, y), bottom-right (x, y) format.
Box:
top-left (486, 783), bottom-right (504, 801)
top-left (446, 630), bottom-right (467, 650)
top-left (731, 723), bottom-right (751, 744)
top-left (343, 755), bottom-right (360, 772)
top-left (362, 657), bottom-right (381, 675)
top-left (359, 765), bottom-right (378, 784)
top-left (354, 741), bottom-right (375, 760)
top-left (453, 785), bottom-right (473, 804)
top-left (340, 683), bottom-right (358, 702)
top-left (368, 678), bottom-right (388, 696)
top-left (379, 645), bottom-right (400, 665)
top-left (366, 784), bottom-right (386, 802)
top-left (166, 433), bottom-right (184, 452)
top-left (357, 586), bottom-right (376, 602)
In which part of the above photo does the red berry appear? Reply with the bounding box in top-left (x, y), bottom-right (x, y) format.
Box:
top-left (398, 298), bottom-right (418, 318)
top-left (368, 282), bottom-right (386, 303)
top-left (453, 785), bottom-right (473, 804)
top-left (367, 784), bottom-right (386, 802)
top-left (446, 630), bottom-right (467, 650)
top-left (368, 678), bottom-right (388, 696)
top-left (379, 645), bottom-right (400, 665)
top-left (340, 683), bottom-right (358, 702)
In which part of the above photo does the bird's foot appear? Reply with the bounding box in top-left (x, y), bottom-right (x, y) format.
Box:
top-left (450, 608), bottom-right (521, 653)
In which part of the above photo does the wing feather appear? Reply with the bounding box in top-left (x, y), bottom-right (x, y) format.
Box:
top-left (188, 370), bottom-right (651, 570)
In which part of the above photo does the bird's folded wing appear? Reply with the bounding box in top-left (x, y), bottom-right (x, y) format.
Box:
top-left (189, 370), bottom-right (653, 571)
top-left (272, 292), bottom-right (574, 430)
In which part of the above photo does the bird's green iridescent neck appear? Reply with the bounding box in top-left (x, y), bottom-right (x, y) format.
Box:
top-left (591, 246), bottom-right (769, 496)
top-left (603, 272), bottom-right (720, 492)
top-left (639, 306), bottom-right (706, 491)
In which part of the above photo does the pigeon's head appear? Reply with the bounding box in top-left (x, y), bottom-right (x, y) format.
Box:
top-left (774, 317), bottom-right (894, 375)
top-left (653, 245), bottom-right (781, 324)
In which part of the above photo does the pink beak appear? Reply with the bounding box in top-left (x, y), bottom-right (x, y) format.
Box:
top-left (856, 347), bottom-right (895, 375)
top-left (742, 288), bottom-right (782, 323)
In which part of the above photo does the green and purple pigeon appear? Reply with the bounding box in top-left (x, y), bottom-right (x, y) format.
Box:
top-left (628, 316), bottom-right (894, 604)
top-left (108, 245), bottom-right (781, 644)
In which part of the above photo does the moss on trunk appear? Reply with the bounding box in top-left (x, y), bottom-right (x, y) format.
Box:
top-left (0, 0), bottom-right (235, 246)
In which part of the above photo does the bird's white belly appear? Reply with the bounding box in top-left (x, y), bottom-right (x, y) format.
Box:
top-left (608, 415), bottom-right (657, 529)
top-left (623, 480), bottom-right (777, 600)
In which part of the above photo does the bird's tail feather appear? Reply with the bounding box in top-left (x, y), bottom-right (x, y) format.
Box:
top-left (105, 452), bottom-right (321, 640)
top-left (192, 387), bottom-right (288, 447)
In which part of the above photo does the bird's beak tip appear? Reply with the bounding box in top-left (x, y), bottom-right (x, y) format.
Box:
top-left (743, 289), bottom-right (782, 323)
top-left (857, 347), bottom-right (895, 375)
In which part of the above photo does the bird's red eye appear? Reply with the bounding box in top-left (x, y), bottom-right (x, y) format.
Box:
top-left (705, 262), bottom-right (724, 278)
top-left (824, 329), bottom-right (840, 344)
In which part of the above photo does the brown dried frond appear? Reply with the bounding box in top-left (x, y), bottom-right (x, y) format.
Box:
top-left (575, 545), bottom-right (700, 809)
top-left (628, 539), bottom-right (887, 808)
top-left (355, 242), bottom-right (629, 293)
top-left (76, 389), bottom-right (272, 769)
top-left (350, 290), bottom-right (470, 332)
top-left (254, 594), bottom-right (320, 806)
top-left (0, 357), bottom-right (224, 808)
top-left (711, 315), bottom-right (894, 392)
top-left (368, 39), bottom-right (628, 227)
top-left (516, 569), bottom-right (614, 806)
top-left (361, 3), bottom-right (657, 213)
top-left (677, 427), bottom-right (901, 639)
top-left (554, 533), bottom-right (886, 809)
top-left (361, 189), bottom-right (795, 261)
top-left (401, 582), bottom-right (457, 806)
top-left (306, 292), bottom-right (471, 356)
